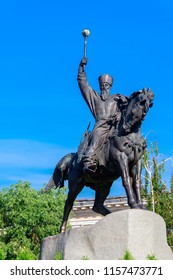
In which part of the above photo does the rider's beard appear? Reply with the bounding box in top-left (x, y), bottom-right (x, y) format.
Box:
top-left (101, 89), bottom-right (110, 101)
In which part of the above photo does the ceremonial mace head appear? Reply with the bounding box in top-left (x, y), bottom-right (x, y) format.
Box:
top-left (82, 28), bottom-right (90, 58)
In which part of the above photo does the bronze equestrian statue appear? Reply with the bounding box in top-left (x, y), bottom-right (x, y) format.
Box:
top-left (43, 30), bottom-right (154, 232)
top-left (43, 85), bottom-right (154, 232)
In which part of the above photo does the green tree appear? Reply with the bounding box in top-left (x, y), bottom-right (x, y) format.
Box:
top-left (142, 141), bottom-right (173, 249)
top-left (0, 181), bottom-right (67, 259)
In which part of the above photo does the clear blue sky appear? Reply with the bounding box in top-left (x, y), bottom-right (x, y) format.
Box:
top-left (0, 0), bottom-right (173, 198)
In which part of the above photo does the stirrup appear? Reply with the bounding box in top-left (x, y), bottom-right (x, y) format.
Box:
top-left (83, 165), bottom-right (97, 174)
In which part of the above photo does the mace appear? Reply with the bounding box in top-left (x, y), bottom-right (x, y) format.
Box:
top-left (82, 28), bottom-right (90, 58)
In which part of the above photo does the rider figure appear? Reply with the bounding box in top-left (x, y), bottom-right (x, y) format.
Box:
top-left (77, 57), bottom-right (129, 174)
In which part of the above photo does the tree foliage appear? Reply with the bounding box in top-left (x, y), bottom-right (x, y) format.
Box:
top-left (142, 141), bottom-right (173, 249)
top-left (0, 181), bottom-right (67, 259)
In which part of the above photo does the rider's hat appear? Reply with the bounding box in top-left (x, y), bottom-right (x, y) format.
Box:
top-left (98, 74), bottom-right (113, 87)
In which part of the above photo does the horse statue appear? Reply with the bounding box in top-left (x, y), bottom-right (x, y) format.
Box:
top-left (43, 88), bottom-right (154, 232)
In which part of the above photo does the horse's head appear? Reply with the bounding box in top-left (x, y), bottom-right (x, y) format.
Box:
top-left (122, 88), bottom-right (154, 134)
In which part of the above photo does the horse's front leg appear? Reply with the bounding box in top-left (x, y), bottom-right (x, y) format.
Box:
top-left (118, 154), bottom-right (140, 209)
top-left (130, 160), bottom-right (146, 209)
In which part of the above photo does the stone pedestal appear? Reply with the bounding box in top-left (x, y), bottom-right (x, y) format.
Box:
top-left (39, 209), bottom-right (173, 260)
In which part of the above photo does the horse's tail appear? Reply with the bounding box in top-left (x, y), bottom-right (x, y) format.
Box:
top-left (42, 176), bottom-right (55, 193)
top-left (42, 153), bottom-right (76, 193)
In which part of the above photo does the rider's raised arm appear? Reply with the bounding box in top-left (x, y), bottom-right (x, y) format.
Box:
top-left (77, 57), bottom-right (91, 96)
top-left (77, 58), bottom-right (98, 115)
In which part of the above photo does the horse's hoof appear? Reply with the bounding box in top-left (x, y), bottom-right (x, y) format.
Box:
top-left (130, 202), bottom-right (141, 209)
top-left (92, 205), bottom-right (111, 216)
top-left (138, 204), bottom-right (148, 210)
top-left (60, 224), bottom-right (66, 233)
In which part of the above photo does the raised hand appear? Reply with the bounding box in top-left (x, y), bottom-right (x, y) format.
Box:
top-left (80, 57), bottom-right (88, 67)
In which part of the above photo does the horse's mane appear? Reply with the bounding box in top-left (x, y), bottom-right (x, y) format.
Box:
top-left (128, 90), bottom-right (143, 102)
top-left (120, 89), bottom-right (151, 134)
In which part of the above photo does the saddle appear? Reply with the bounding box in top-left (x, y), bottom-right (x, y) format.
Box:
top-left (77, 127), bottom-right (110, 168)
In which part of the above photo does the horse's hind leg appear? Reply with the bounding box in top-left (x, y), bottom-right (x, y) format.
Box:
top-left (92, 184), bottom-right (112, 216)
top-left (60, 180), bottom-right (84, 233)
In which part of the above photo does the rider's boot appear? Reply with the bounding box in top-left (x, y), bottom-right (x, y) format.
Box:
top-left (83, 165), bottom-right (97, 174)
top-left (83, 160), bottom-right (97, 174)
